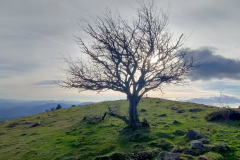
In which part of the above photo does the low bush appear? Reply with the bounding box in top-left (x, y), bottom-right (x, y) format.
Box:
top-left (205, 108), bottom-right (240, 121)
top-left (56, 104), bottom-right (62, 110)
top-left (149, 139), bottom-right (173, 151)
top-left (82, 115), bottom-right (102, 124)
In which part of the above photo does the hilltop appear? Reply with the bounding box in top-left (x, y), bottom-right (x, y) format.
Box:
top-left (0, 98), bottom-right (240, 160)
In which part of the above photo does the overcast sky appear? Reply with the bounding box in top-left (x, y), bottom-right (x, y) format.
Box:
top-left (0, 0), bottom-right (240, 104)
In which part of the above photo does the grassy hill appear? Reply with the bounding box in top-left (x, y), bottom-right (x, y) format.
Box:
top-left (0, 98), bottom-right (240, 160)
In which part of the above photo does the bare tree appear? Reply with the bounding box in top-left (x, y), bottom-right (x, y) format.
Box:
top-left (61, 1), bottom-right (197, 129)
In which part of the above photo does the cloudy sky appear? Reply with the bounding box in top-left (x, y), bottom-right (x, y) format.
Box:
top-left (1, 0), bottom-right (240, 104)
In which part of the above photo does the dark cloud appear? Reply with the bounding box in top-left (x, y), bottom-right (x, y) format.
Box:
top-left (34, 80), bottom-right (59, 85)
top-left (189, 48), bottom-right (240, 80)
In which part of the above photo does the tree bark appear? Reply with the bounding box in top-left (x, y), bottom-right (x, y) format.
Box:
top-left (128, 95), bottom-right (140, 128)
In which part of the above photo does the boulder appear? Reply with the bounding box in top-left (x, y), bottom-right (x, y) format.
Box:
top-left (177, 110), bottom-right (185, 113)
top-left (171, 107), bottom-right (178, 110)
top-left (186, 129), bottom-right (201, 140)
top-left (198, 155), bottom-right (208, 160)
top-left (191, 140), bottom-right (203, 149)
top-left (129, 152), bottom-right (153, 160)
top-left (157, 151), bottom-right (180, 160)
top-left (29, 122), bottom-right (41, 128)
top-left (189, 108), bottom-right (203, 112)
top-left (198, 138), bottom-right (209, 144)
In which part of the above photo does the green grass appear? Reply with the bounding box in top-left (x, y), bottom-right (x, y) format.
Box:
top-left (0, 98), bottom-right (240, 160)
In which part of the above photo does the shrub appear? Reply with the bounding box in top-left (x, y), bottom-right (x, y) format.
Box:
top-left (82, 115), bottom-right (102, 124)
top-left (56, 104), bottom-right (62, 110)
top-left (205, 108), bottom-right (240, 121)
top-left (150, 139), bottom-right (173, 151)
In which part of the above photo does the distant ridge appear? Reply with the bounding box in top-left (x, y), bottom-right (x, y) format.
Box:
top-left (0, 99), bottom-right (93, 122)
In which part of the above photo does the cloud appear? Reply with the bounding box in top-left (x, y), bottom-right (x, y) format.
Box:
top-left (34, 80), bottom-right (58, 86)
top-left (33, 80), bottom-right (59, 86)
top-left (0, 58), bottom-right (39, 78)
top-left (186, 95), bottom-right (240, 104)
top-left (188, 48), bottom-right (240, 80)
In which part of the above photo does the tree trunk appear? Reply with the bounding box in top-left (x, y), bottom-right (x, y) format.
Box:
top-left (128, 95), bottom-right (140, 128)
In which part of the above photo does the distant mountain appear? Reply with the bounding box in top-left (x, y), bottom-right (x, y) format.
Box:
top-left (0, 99), bottom-right (93, 122)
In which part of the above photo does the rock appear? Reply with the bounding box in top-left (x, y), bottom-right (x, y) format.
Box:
top-left (29, 122), bottom-right (41, 128)
top-left (157, 151), bottom-right (180, 160)
top-left (189, 108), bottom-right (203, 112)
top-left (191, 116), bottom-right (197, 118)
top-left (140, 109), bottom-right (147, 112)
top-left (199, 155), bottom-right (208, 160)
top-left (151, 123), bottom-right (158, 126)
top-left (177, 110), bottom-right (185, 113)
top-left (164, 125), bottom-right (170, 127)
top-left (191, 140), bottom-right (203, 149)
top-left (94, 156), bottom-right (110, 160)
top-left (198, 138), bottom-right (209, 144)
top-left (129, 152), bottom-right (153, 160)
top-left (171, 107), bottom-right (178, 110)
top-left (173, 120), bottom-right (180, 124)
top-left (158, 114), bottom-right (167, 117)
top-left (0, 132), bottom-right (4, 135)
top-left (186, 129), bottom-right (201, 141)
top-left (173, 129), bottom-right (185, 136)
top-left (173, 147), bottom-right (197, 155)
top-left (110, 152), bottom-right (126, 160)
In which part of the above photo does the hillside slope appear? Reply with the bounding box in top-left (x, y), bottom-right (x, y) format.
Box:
top-left (0, 98), bottom-right (240, 160)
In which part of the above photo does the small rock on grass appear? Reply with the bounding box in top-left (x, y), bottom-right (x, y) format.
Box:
top-left (173, 120), bottom-right (180, 124)
top-left (156, 151), bottom-right (180, 160)
top-left (186, 129), bottom-right (201, 141)
top-left (158, 114), bottom-right (167, 117)
top-left (198, 155), bottom-right (208, 160)
top-left (177, 110), bottom-right (185, 113)
top-left (29, 122), bottom-right (41, 128)
top-left (189, 108), bottom-right (203, 112)
top-left (191, 140), bottom-right (203, 149)
top-left (140, 109), bottom-right (147, 112)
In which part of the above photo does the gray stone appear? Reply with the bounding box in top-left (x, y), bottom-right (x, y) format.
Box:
top-left (198, 138), bottom-right (209, 144)
top-left (177, 110), bottom-right (185, 113)
top-left (189, 108), bottom-right (203, 112)
top-left (186, 129), bottom-right (201, 140)
top-left (171, 107), bottom-right (178, 110)
top-left (158, 114), bottom-right (167, 117)
top-left (156, 151), bottom-right (180, 160)
top-left (191, 140), bottom-right (203, 149)
top-left (198, 155), bottom-right (208, 160)
top-left (29, 122), bottom-right (41, 128)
